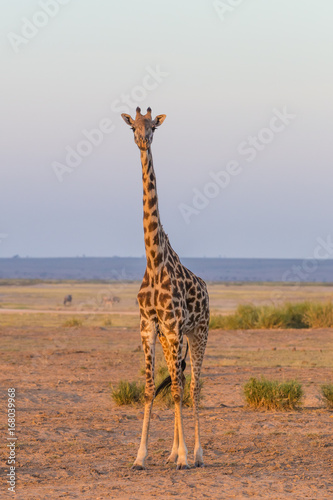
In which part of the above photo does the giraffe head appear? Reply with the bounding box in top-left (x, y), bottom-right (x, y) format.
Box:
top-left (121, 107), bottom-right (166, 151)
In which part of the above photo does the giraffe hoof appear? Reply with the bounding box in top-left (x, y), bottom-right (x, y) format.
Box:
top-left (166, 454), bottom-right (178, 464)
top-left (176, 464), bottom-right (190, 470)
top-left (131, 464), bottom-right (146, 471)
top-left (194, 461), bottom-right (205, 468)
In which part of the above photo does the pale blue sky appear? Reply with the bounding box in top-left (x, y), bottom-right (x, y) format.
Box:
top-left (1, 0), bottom-right (332, 258)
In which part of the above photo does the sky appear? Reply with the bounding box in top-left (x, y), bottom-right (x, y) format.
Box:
top-left (1, 0), bottom-right (332, 258)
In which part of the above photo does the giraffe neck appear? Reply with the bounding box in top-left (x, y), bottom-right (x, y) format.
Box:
top-left (140, 147), bottom-right (165, 274)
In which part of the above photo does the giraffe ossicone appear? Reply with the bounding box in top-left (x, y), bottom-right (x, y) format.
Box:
top-left (121, 107), bottom-right (210, 470)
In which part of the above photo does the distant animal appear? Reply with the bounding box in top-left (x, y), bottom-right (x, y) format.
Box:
top-left (63, 295), bottom-right (72, 306)
top-left (102, 296), bottom-right (113, 307)
top-left (102, 296), bottom-right (120, 307)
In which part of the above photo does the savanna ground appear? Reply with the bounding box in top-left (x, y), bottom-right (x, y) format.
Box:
top-left (1, 282), bottom-right (333, 499)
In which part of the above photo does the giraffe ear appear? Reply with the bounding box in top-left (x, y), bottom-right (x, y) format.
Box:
top-left (121, 113), bottom-right (135, 127)
top-left (153, 114), bottom-right (166, 127)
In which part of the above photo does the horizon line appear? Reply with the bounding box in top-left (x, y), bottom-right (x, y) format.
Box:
top-left (1, 256), bottom-right (333, 261)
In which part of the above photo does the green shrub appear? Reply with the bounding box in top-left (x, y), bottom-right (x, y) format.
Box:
top-left (243, 377), bottom-right (303, 410)
top-left (111, 380), bottom-right (145, 405)
top-left (62, 317), bottom-right (83, 328)
top-left (235, 304), bottom-right (260, 329)
top-left (209, 306), bottom-right (253, 330)
top-left (209, 314), bottom-right (227, 329)
top-left (209, 301), bottom-right (333, 330)
top-left (256, 306), bottom-right (283, 329)
top-left (304, 303), bottom-right (333, 328)
top-left (321, 384), bottom-right (333, 409)
top-left (281, 302), bottom-right (310, 329)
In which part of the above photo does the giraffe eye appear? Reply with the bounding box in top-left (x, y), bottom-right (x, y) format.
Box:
top-left (131, 127), bottom-right (135, 131)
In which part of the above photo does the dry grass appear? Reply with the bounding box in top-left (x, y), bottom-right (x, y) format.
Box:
top-left (305, 302), bottom-right (333, 328)
top-left (2, 280), bottom-right (333, 316)
top-left (0, 312), bottom-right (139, 329)
top-left (0, 281), bottom-right (140, 312)
top-left (62, 317), bottom-right (83, 328)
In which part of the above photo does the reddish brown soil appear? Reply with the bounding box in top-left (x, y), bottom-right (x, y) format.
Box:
top-left (1, 326), bottom-right (332, 499)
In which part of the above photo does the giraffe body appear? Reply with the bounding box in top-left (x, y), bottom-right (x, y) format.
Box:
top-left (121, 107), bottom-right (209, 470)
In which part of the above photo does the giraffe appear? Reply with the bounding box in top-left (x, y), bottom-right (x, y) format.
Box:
top-left (121, 107), bottom-right (209, 470)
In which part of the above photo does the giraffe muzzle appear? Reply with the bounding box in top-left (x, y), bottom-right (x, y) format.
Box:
top-left (138, 140), bottom-right (150, 150)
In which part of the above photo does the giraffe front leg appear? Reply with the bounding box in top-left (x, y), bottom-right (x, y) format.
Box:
top-left (166, 370), bottom-right (186, 464)
top-left (170, 341), bottom-right (189, 470)
top-left (166, 416), bottom-right (179, 464)
top-left (132, 326), bottom-right (157, 470)
top-left (159, 335), bottom-right (179, 464)
top-left (174, 398), bottom-right (189, 470)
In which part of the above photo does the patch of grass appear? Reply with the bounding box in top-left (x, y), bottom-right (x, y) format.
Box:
top-left (0, 312), bottom-right (139, 330)
top-left (321, 384), bottom-right (333, 409)
top-left (0, 279), bottom-right (49, 286)
top-left (111, 380), bottom-right (144, 405)
top-left (209, 314), bottom-right (228, 330)
top-left (210, 301), bottom-right (333, 330)
top-left (243, 377), bottom-right (303, 410)
top-left (62, 317), bottom-right (83, 328)
top-left (304, 303), bottom-right (333, 328)
top-left (102, 317), bottom-right (113, 327)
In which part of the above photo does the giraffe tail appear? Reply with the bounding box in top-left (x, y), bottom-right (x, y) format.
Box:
top-left (155, 340), bottom-right (189, 397)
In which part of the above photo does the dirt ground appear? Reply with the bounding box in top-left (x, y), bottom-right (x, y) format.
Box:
top-left (1, 323), bottom-right (333, 499)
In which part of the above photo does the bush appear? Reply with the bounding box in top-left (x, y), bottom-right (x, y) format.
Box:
top-left (278, 302), bottom-right (310, 329)
top-left (243, 377), bottom-right (303, 410)
top-left (209, 301), bottom-right (333, 330)
top-left (209, 314), bottom-right (227, 330)
top-left (111, 380), bottom-right (145, 405)
top-left (321, 384), bottom-right (333, 409)
top-left (304, 303), bottom-right (333, 328)
top-left (62, 317), bottom-right (83, 328)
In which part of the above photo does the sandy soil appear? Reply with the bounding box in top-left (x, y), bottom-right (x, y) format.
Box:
top-left (0, 309), bottom-right (139, 315)
top-left (1, 325), bottom-right (332, 499)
